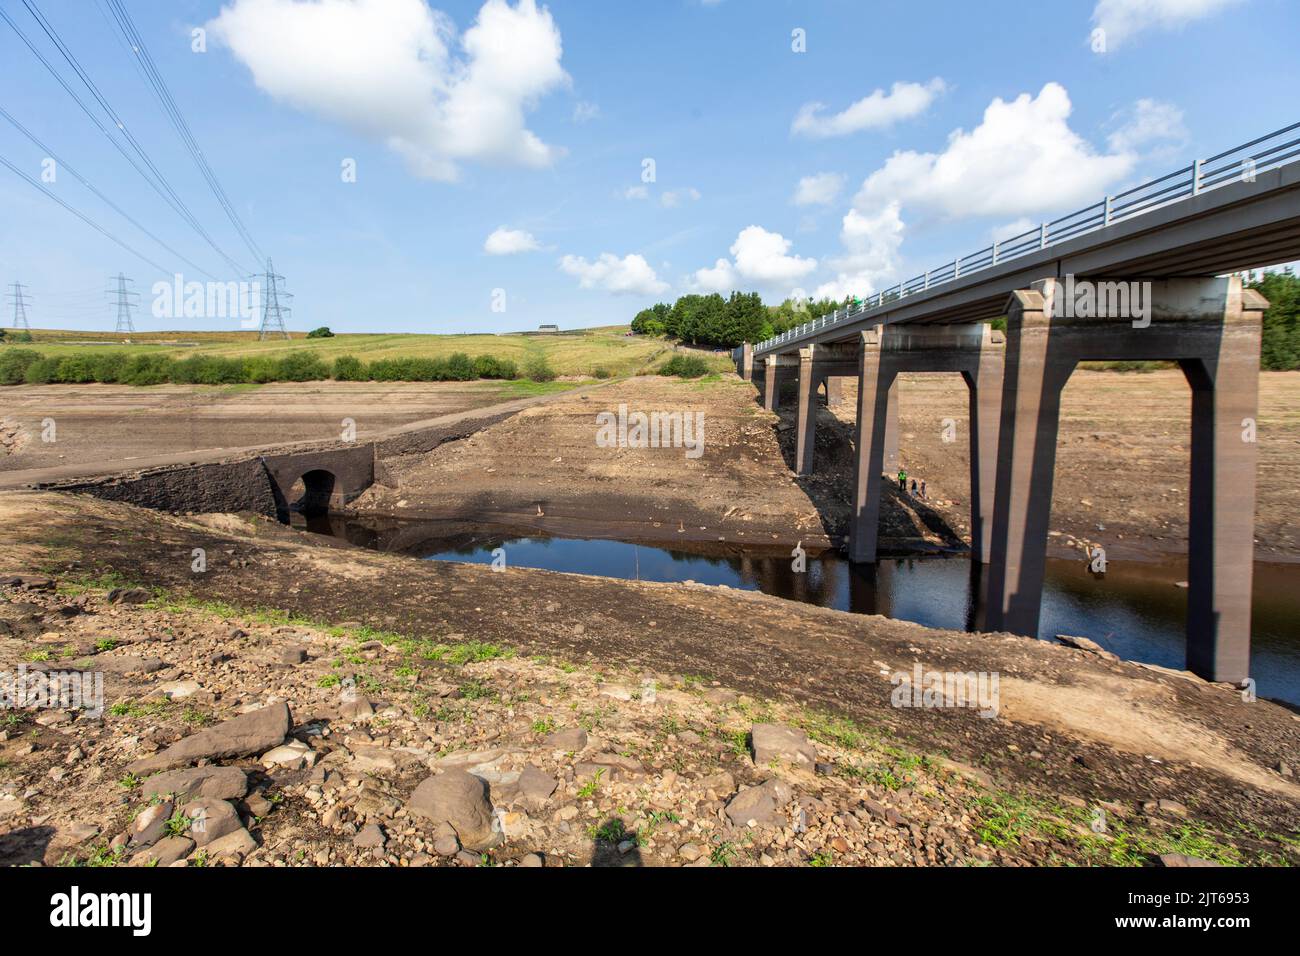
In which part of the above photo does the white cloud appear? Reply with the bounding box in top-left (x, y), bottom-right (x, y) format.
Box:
top-left (660, 187), bottom-right (701, 208)
top-left (731, 226), bottom-right (818, 284)
top-left (622, 185), bottom-right (650, 201)
top-left (560, 253), bottom-right (669, 295)
top-left (792, 172), bottom-right (846, 207)
top-left (1107, 98), bottom-right (1187, 153)
top-left (694, 226), bottom-right (817, 293)
top-left (572, 100), bottom-right (600, 123)
top-left (853, 83), bottom-right (1135, 221)
top-left (693, 258), bottom-right (737, 293)
top-left (484, 226), bottom-right (541, 255)
top-left (813, 204), bottom-right (905, 302)
top-left (1092, 0), bottom-right (1244, 51)
top-left (207, 0), bottom-right (568, 182)
top-left (792, 79), bottom-right (946, 139)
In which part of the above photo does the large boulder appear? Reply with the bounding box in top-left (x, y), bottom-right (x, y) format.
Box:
top-left (183, 798), bottom-right (243, 848)
top-left (142, 766), bottom-right (248, 802)
top-left (407, 770), bottom-right (499, 851)
top-left (725, 779), bottom-right (795, 828)
top-left (129, 703), bottom-right (290, 774)
top-left (750, 723), bottom-right (817, 768)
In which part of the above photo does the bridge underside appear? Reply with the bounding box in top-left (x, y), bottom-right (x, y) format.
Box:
top-left (740, 276), bottom-right (1266, 685)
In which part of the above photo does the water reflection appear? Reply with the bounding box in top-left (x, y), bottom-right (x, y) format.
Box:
top-left (295, 514), bottom-right (1300, 706)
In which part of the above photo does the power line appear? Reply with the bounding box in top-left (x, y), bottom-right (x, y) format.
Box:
top-left (100, 0), bottom-right (265, 265)
top-left (0, 151), bottom-right (172, 274)
top-left (1, 4), bottom-right (252, 277)
top-left (0, 104), bottom-right (223, 281)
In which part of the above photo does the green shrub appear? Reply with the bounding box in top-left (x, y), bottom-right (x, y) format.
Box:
top-left (658, 354), bottom-right (710, 378)
top-left (367, 359), bottom-right (403, 382)
top-left (306, 327), bottom-right (334, 338)
top-left (23, 357), bottom-right (62, 384)
top-left (118, 355), bottom-right (173, 385)
top-left (446, 352), bottom-right (475, 381)
top-left (55, 355), bottom-right (98, 383)
top-left (590, 366), bottom-right (613, 379)
top-left (276, 351), bottom-right (328, 382)
top-left (472, 354), bottom-right (517, 379)
top-left (523, 355), bottom-right (556, 382)
top-left (332, 355), bottom-right (367, 381)
top-left (243, 357), bottom-right (281, 384)
top-left (87, 353), bottom-right (128, 383)
top-left (0, 349), bottom-right (43, 385)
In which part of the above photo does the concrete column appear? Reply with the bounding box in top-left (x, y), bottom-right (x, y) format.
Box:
top-left (983, 290), bottom-right (1073, 635)
top-left (763, 358), bottom-right (778, 412)
top-left (1180, 290), bottom-right (1265, 684)
top-left (964, 326), bottom-right (1005, 564)
top-left (741, 342), bottom-right (753, 381)
top-left (883, 379), bottom-right (900, 474)
top-left (825, 376), bottom-right (844, 406)
top-left (849, 331), bottom-right (897, 563)
top-left (795, 347), bottom-right (817, 475)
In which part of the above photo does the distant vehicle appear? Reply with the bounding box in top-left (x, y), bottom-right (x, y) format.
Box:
top-left (538, 324), bottom-right (559, 333)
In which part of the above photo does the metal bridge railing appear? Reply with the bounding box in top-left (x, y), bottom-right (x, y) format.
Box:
top-left (750, 120), bottom-right (1300, 356)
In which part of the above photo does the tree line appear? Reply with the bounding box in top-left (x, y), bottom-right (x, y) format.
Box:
top-left (631, 292), bottom-right (843, 349)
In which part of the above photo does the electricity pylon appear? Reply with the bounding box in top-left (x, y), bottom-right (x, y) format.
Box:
top-left (254, 258), bottom-right (292, 340)
top-left (106, 273), bottom-right (139, 333)
top-left (7, 282), bottom-right (32, 329)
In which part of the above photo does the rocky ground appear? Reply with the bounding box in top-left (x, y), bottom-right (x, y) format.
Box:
top-left (1, 491), bottom-right (1297, 868)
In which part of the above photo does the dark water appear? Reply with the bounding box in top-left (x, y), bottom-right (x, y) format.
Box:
top-left (297, 515), bottom-right (1300, 706)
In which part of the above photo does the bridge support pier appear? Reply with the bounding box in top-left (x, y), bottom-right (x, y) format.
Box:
top-left (983, 277), bottom-right (1266, 684)
top-left (761, 353), bottom-right (799, 412)
top-left (794, 345), bottom-right (859, 475)
top-left (740, 342), bottom-right (753, 381)
top-left (850, 323), bottom-right (1005, 564)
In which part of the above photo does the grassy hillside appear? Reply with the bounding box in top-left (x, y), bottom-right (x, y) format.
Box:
top-left (5, 326), bottom-right (685, 378)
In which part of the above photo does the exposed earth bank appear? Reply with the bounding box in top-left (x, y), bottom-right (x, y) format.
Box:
top-left (1, 491), bottom-right (1296, 867)
top-left (350, 370), bottom-right (1300, 562)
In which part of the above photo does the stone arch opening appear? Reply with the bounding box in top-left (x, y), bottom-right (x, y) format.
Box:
top-left (287, 469), bottom-right (337, 517)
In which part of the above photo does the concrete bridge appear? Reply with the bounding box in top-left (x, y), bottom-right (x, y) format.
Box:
top-left (735, 122), bottom-right (1300, 684)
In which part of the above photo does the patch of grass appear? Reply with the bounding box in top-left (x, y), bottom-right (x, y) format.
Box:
top-left (710, 841), bottom-right (738, 867)
top-left (163, 810), bottom-right (191, 838)
top-left (576, 769), bottom-right (605, 798)
top-left (970, 792), bottom-right (1255, 866)
top-left (458, 679), bottom-right (497, 701)
top-left (22, 649), bottom-right (51, 662)
top-left (107, 698), bottom-right (171, 719)
top-left (531, 717), bottom-right (555, 735)
top-left (587, 819), bottom-right (633, 844)
top-left (317, 674), bottom-right (341, 688)
top-left (65, 844), bottom-right (127, 867)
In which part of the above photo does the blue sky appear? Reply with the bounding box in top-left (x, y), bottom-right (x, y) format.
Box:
top-left (1, 0), bottom-right (1297, 334)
